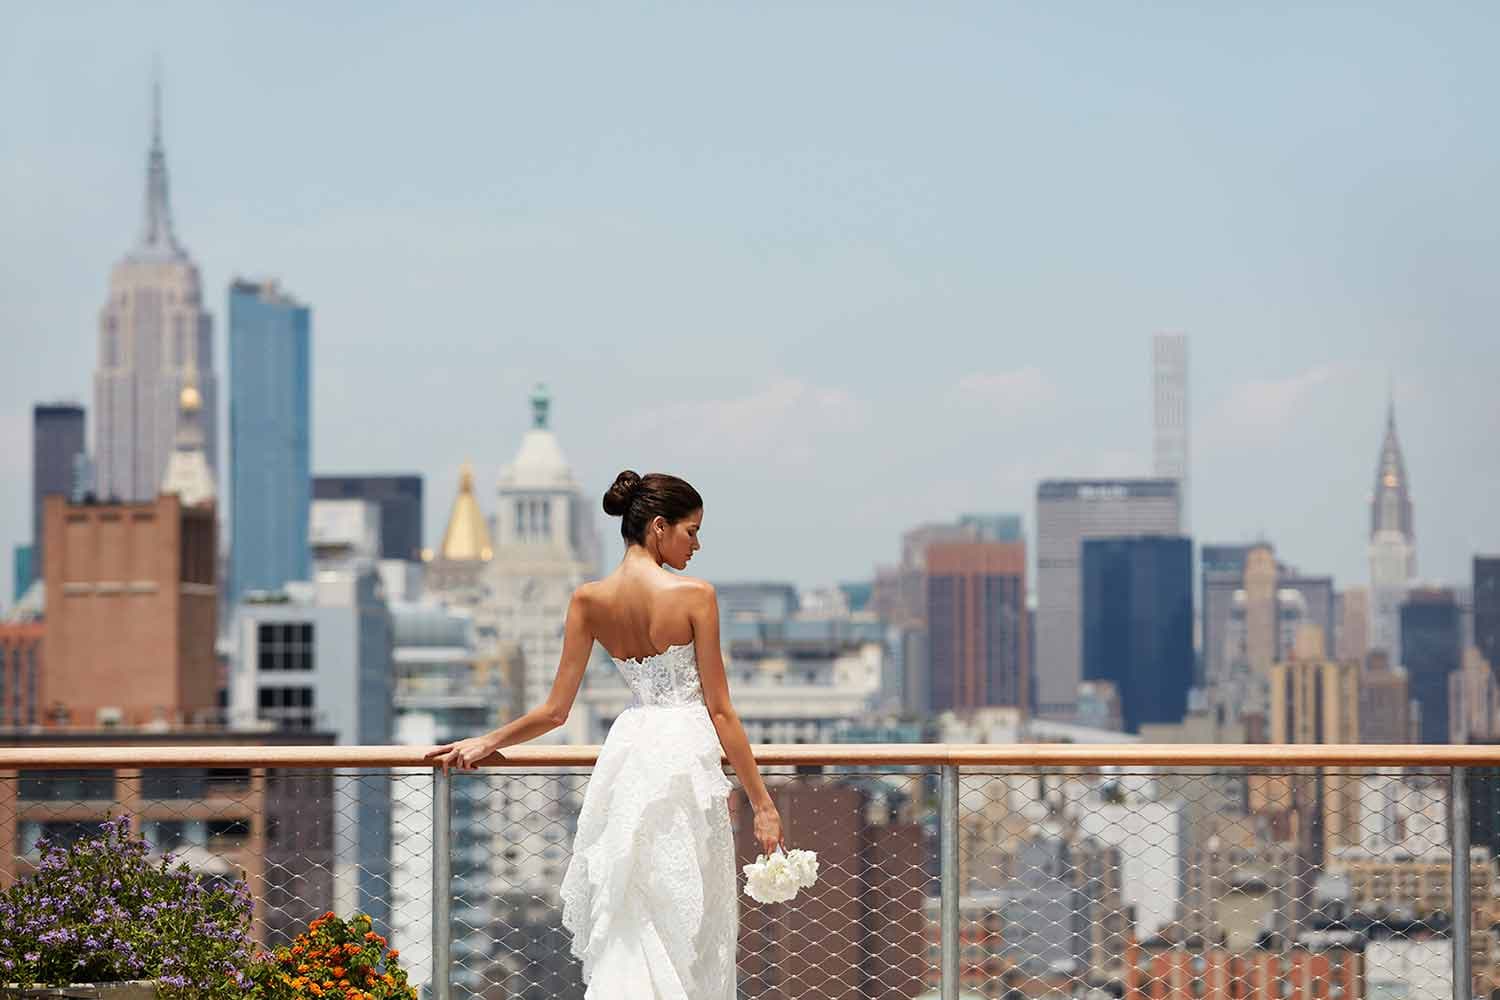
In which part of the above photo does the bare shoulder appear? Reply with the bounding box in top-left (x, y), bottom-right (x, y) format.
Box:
top-left (673, 574), bottom-right (715, 598)
top-left (660, 574), bottom-right (714, 613)
top-left (570, 580), bottom-right (602, 614)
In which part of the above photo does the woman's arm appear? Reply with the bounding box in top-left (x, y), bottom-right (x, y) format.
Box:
top-left (425, 590), bottom-right (595, 773)
top-left (692, 582), bottom-right (783, 854)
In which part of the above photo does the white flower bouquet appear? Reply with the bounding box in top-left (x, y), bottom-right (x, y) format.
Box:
top-left (742, 846), bottom-right (819, 903)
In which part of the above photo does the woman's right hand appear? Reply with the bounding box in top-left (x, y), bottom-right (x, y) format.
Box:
top-left (753, 802), bottom-right (784, 857)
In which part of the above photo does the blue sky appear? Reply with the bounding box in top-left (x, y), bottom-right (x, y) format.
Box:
top-left (3, 3), bottom-right (1497, 604)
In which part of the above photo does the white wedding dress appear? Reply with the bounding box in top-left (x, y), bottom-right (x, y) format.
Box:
top-left (559, 642), bottom-right (738, 999)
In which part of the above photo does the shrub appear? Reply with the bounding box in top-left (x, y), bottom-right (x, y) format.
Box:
top-left (0, 815), bottom-right (254, 997)
top-left (248, 912), bottom-right (416, 1000)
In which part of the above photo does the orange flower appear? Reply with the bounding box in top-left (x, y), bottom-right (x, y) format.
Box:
top-left (332, 967), bottom-right (345, 978)
top-left (386, 949), bottom-right (399, 960)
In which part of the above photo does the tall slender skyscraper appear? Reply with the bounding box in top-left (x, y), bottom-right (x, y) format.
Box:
top-left (94, 74), bottom-right (217, 502)
top-left (1152, 333), bottom-right (1189, 531)
top-left (228, 278), bottom-right (311, 606)
top-left (1368, 398), bottom-right (1417, 659)
top-left (31, 402), bottom-right (86, 588)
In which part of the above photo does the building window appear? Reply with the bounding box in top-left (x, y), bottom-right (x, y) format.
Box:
top-left (143, 819), bottom-right (193, 851)
top-left (207, 818), bottom-right (251, 846)
top-left (257, 686), bottom-right (316, 730)
top-left (257, 622), bottom-right (314, 671)
top-left (19, 769), bottom-right (116, 802)
top-left (17, 820), bottom-right (99, 859)
top-left (142, 767), bottom-right (209, 800)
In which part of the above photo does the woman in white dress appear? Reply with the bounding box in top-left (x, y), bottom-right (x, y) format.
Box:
top-left (427, 470), bottom-right (784, 999)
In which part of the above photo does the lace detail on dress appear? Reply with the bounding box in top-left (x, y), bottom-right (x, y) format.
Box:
top-left (612, 643), bottom-right (706, 708)
top-left (558, 643), bottom-right (737, 999)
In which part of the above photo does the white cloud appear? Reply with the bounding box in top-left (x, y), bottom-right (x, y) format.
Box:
top-left (1205, 362), bottom-right (1369, 447)
top-left (946, 366), bottom-right (1056, 418)
top-left (612, 377), bottom-right (870, 463)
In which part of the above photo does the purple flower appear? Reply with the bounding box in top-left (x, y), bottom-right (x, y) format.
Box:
top-left (24, 951), bottom-right (38, 962)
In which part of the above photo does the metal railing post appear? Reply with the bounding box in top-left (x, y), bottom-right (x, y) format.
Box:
top-left (1451, 765), bottom-right (1471, 1000)
top-left (432, 767), bottom-right (453, 1000)
top-left (940, 765), bottom-right (959, 1000)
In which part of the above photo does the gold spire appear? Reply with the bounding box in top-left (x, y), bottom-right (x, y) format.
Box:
top-left (179, 362), bottom-right (202, 412)
top-left (439, 461), bottom-right (493, 561)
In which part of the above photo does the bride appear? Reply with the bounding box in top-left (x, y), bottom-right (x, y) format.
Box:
top-left (426, 470), bottom-right (784, 998)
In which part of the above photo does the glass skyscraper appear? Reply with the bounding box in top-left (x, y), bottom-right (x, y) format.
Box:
top-left (229, 279), bottom-right (311, 606)
top-left (1082, 535), bottom-right (1194, 733)
top-left (1400, 587), bottom-right (1461, 743)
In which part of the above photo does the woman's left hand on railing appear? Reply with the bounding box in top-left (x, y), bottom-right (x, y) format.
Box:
top-left (424, 735), bottom-right (503, 773)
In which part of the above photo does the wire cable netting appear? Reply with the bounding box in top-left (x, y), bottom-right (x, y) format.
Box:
top-left (1, 762), bottom-right (1492, 1000)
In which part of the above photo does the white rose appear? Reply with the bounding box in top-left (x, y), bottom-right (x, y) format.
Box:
top-left (786, 848), bottom-right (819, 888)
top-left (742, 847), bottom-right (819, 904)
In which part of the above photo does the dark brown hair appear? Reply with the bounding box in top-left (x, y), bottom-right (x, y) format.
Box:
top-left (602, 470), bottom-right (703, 545)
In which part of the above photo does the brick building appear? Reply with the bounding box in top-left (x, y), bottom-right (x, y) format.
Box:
top-left (732, 780), bottom-right (930, 999)
top-left (41, 492), bottom-right (217, 727)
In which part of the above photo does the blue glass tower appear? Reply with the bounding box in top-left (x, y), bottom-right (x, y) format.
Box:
top-left (1081, 535), bottom-right (1193, 733)
top-left (228, 279), bottom-right (311, 606)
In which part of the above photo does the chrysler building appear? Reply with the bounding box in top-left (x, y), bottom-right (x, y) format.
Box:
top-left (1368, 398), bottom-right (1416, 660)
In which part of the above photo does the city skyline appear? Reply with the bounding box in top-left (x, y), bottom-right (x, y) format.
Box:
top-left (4, 5), bottom-right (1499, 604)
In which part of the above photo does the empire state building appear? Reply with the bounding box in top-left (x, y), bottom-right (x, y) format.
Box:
top-left (94, 77), bottom-right (218, 502)
top-left (1368, 398), bottom-right (1416, 659)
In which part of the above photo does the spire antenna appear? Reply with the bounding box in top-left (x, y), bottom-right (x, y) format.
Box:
top-left (151, 55), bottom-right (163, 148)
top-left (136, 57), bottom-right (181, 257)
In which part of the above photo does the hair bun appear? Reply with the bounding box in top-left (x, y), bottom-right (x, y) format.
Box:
top-left (602, 469), bottom-right (642, 517)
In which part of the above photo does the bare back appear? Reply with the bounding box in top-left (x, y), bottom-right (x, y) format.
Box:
top-left (578, 562), bottom-right (706, 662)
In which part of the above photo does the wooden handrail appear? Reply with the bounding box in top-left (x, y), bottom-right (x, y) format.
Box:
top-left (2, 743), bottom-right (1500, 769)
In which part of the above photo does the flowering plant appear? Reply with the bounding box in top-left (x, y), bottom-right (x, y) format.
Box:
top-left (247, 911), bottom-right (416, 1000)
top-left (741, 846), bottom-right (819, 904)
top-left (0, 814), bottom-right (254, 997)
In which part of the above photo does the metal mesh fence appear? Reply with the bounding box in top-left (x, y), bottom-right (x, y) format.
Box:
top-left (1, 760), bottom-right (1492, 1000)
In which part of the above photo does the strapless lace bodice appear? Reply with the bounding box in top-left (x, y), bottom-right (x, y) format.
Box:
top-left (612, 643), bottom-right (705, 708)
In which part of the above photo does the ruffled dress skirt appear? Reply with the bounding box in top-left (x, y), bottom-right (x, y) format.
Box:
top-left (559, 702), bottom-right (737, 999)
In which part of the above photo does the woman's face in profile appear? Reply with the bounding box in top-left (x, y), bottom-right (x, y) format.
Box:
top-left (658, 509), bottom-right (703, 571)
